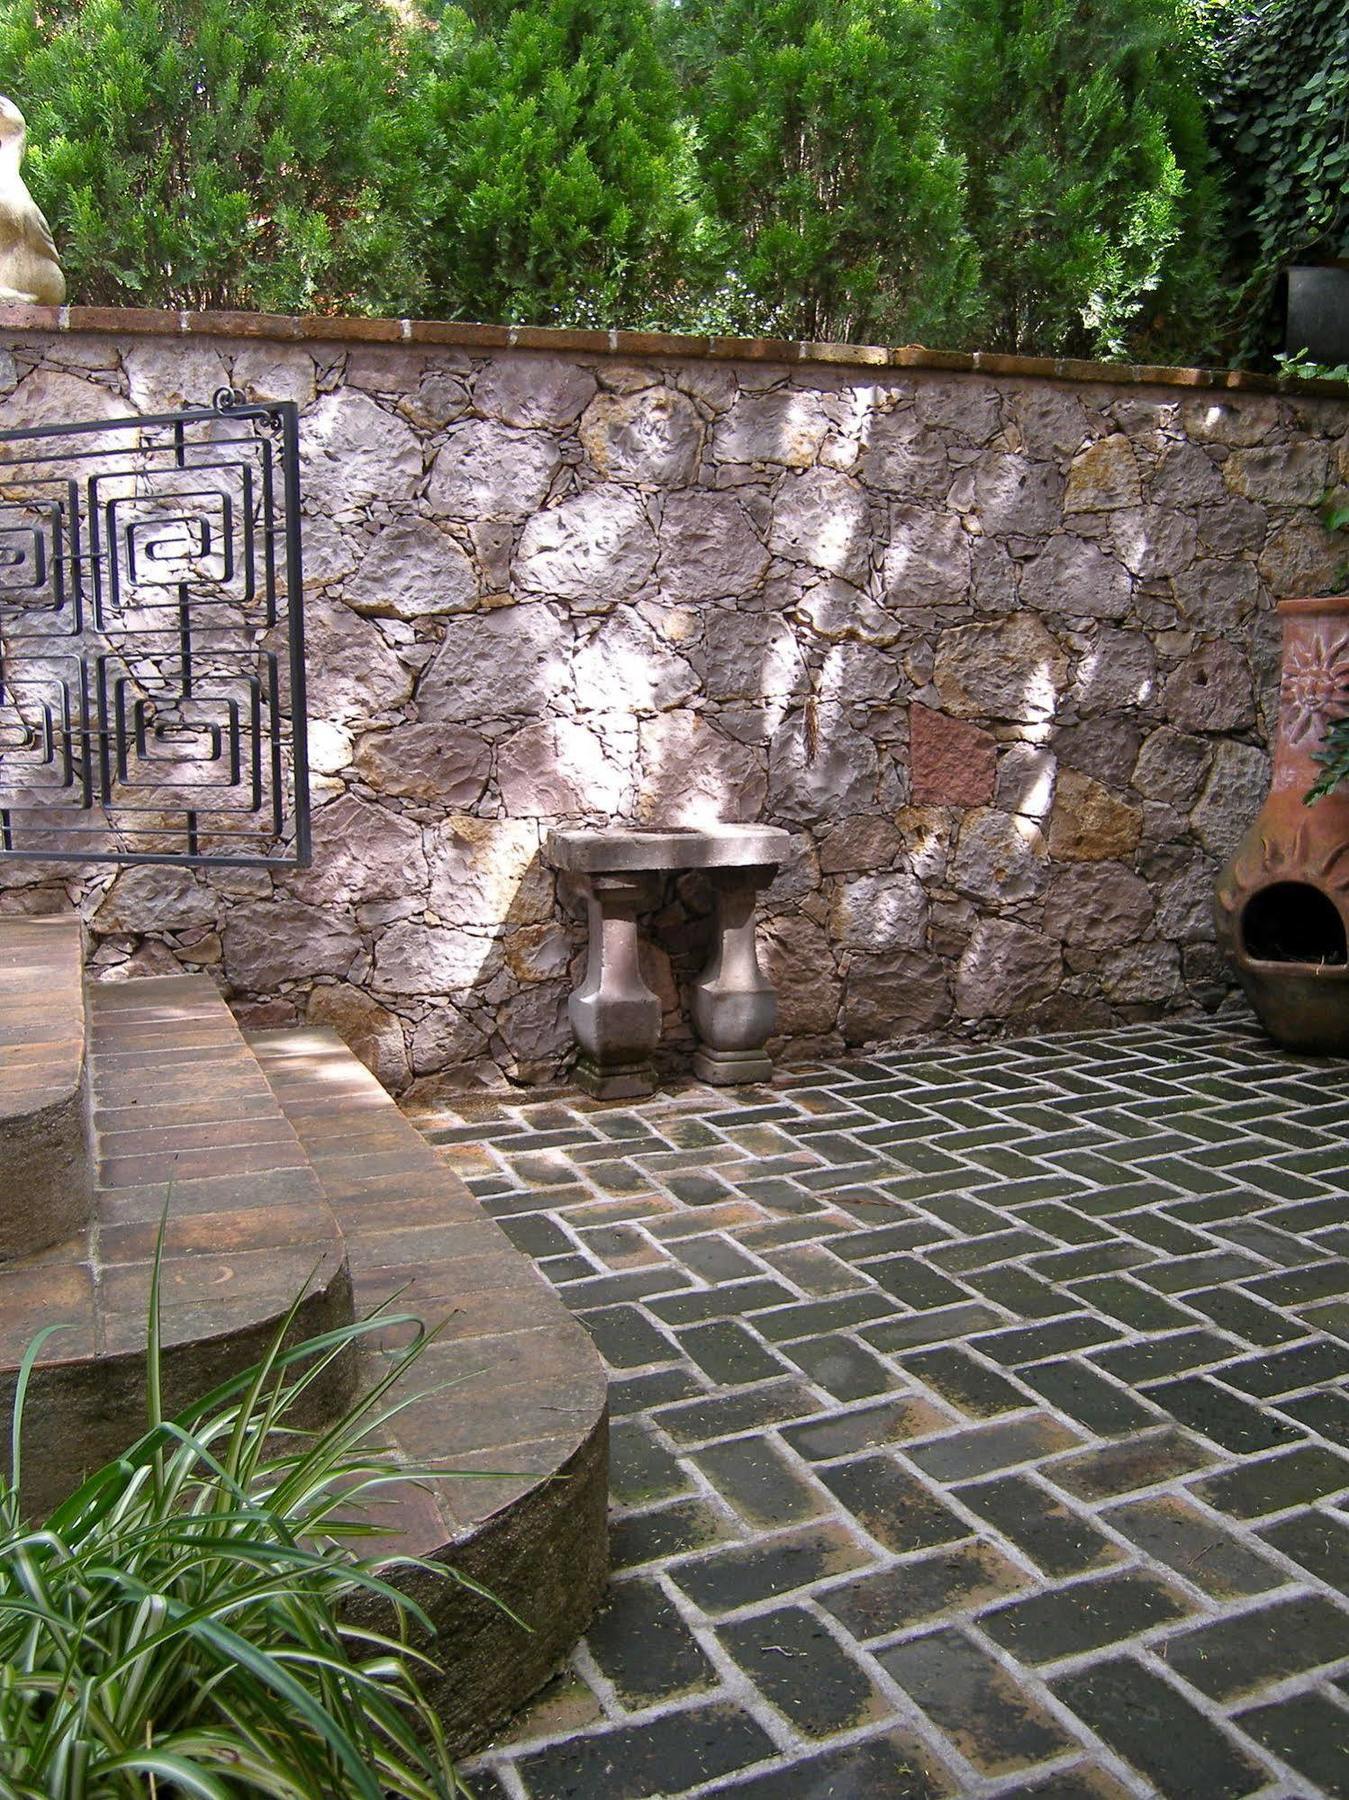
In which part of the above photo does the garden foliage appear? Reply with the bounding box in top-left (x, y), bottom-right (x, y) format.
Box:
top-left (0, 0), bottom-right (429, 314)
top-left (1210, 0), bottom-right (1349, 358)
top-left (416, 0), bottom-right (711, 329)
top-left (0, 1277), bottom-right (475, 1799)
top-left (936, 0), bottom-right (1225, 360)
top-left (1313, 712), bottom-right (1349, 801)
top-left (667, 0), bottom-right (982, 347)
top-left (0, 0), bottom-right (1337, 364)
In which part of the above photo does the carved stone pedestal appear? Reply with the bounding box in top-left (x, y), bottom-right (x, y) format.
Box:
top-left (546, 826), bottom-right (791, 1095)
top-left (568, 873), bottom-right (661, 1099)
top-left (692, 866), bottom-right (778, 1084)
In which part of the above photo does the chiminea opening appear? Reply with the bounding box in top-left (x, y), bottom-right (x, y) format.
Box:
top-left (1240, 882), bottom-right (1348, 966)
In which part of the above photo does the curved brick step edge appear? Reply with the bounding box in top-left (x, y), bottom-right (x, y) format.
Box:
top-left (247, 1026), bottom-right (610, 1758)
top-left (0, 970), bottom-right (355, 1519)
top-left (0, 918), bottom-right (92, 1259)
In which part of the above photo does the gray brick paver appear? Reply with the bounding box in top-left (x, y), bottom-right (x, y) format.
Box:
top-left (413, 1017), bottom-right (1349, 1800)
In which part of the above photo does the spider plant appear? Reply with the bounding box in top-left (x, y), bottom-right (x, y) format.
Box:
top-left (0, 1246), bottom-right (494, 1800)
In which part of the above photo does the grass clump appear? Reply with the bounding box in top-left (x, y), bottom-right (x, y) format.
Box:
top-left (0, 1259), bottom-right (482, 1799)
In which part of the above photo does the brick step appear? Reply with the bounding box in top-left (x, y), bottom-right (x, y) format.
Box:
top-left (0, 918), bottom-right (91, 1258)
top-left (249, 1027), bottom-right (609, 1755)
top-left (1, 969), bottom-right (354, 1517)
top-left (0, 929), bottom-right (608, 1752)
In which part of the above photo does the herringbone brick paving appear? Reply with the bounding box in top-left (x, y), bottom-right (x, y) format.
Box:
top-left (409, 1014), bottom-right (1349, 1799)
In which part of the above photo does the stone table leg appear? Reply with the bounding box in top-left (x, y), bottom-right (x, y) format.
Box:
top-left (568, 873), bottom-right (661, 1100)
top-left (691, 865), bottom-right (778, 1085)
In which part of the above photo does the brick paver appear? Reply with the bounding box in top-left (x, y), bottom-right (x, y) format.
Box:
top-left (409, 1014), bottom-right (1349, 1799)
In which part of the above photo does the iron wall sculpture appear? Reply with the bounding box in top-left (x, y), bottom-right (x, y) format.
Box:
top-left (0, 390), bottom-right (309, 869)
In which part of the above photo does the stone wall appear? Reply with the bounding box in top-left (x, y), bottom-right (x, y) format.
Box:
top-left (2, 310), bottom-right (1347, 1097)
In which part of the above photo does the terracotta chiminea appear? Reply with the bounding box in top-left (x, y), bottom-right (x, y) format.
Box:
top-left (1215, 595), bottom-right (1349, 1052)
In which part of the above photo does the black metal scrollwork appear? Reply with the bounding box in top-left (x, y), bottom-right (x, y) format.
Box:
top-left (0, 398), bottom-right (310, 868)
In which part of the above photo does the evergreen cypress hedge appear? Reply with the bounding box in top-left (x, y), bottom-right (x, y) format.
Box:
top-left (0, 0), bottom-right (1300, 365)
top-left (0, 0), bottom-right (428, 314)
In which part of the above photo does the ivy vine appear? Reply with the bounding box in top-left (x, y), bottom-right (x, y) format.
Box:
top-left (1211, 0), bottom-right (1349, 358)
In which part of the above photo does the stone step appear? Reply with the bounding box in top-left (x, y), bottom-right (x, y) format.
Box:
top-left (1, 968), bottom-right (353, 1517)
top-left (0, 925), bottom-right (608, 1751)
top-left (249, 1026), bottom-right (608, 1754)
top-left (0, 917), bottom-right (91, 1258)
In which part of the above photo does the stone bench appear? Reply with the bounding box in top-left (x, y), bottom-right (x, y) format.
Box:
top-left (544, 825), bottom-right (791, 1098)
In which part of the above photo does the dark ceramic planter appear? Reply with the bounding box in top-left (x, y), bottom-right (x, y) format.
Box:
top-left (1215, 596), bottom-right (1349, 1052)
top-left (1284, 264), bottom-right (1349, 366)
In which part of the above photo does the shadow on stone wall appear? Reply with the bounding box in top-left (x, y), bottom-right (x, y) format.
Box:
top-left (0, 325), bottom-right (1345, 1095)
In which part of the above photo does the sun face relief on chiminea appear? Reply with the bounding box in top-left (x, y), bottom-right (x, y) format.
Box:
top-left (1215, 596), bottom-right (1349, 1052)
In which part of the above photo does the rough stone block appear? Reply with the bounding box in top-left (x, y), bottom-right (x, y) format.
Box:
top-left (933, 614), bottom-right (1068, 721)
top-left (768, 468), bottom-right (871, 582)
top-left (829, 870), bottom-right (928, 950)
top-left (303, 601), bottom-right (414, 722)
top-left (910, 705), bottom-right (996, 804)
top-left (965, 451), bottom-right (1064, 534)
top-left (842, 949), bottom-right (951, 1042)
top-left (955, 919), bottom-right (1061, 1019)
top-left (1110, 505), bottom-right (1197, 577)
top-left (1073, 628), bottom-right (1157, 714)
top-left (1020, 533), bottom-right (1133, 620)
top-left (291, 792), bottom-right (428, 905)
top-left (1065, 433), bottom-right (1142, 512)
top-left (657, 490), bottom-right (770, 601)
top-left (514, 486), bottom-right (658, 601)
top-left (417, 604), bottom-right (570, 725)
top-left (427, 418), bottom-right (560, 520)
top-left (345, 519), bottom-right (477, 619)
top-left (300, 388), bottom-right (421, 511)
top-left (353, 724), bottom-right (491, 808)
top-left (1163, 640), bottom-right (1256, 732)
top-left (767, 704), bottom-right (878, 822)
top-left (476, 355), bottom-right (597, 429)
top-left (638, 711), bottom-right (768, 825)
top-left (950, 808), bottom-right (1047, 903)
top-left (1048, 770), bottom-right (1143, 861)
top-left (572, 608), bottom-right (697, 714)
top-left (880, 507), bottom-right (972, 607)
top-left (579, 385), bottom-right (706, 486)
top-left (1043, 861), bottom-right (1152, 947)
top-left (306, 981), bottom-right (410, 1092)
top-left (713, 387), bottom-right (832, 468)
top-left (1224, 442), bottom-right (1329, 504)
top-left (224, 901), bottom-right (361, 992)
top-left (1190, 740), bottom-right (1270, 860)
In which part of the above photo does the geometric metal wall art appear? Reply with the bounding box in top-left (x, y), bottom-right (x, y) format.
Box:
top-left (0, 390), bottom-right (310, 869)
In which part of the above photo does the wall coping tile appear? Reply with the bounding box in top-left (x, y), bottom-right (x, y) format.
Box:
top-left (1, 303), bottom-right (1346, 398)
